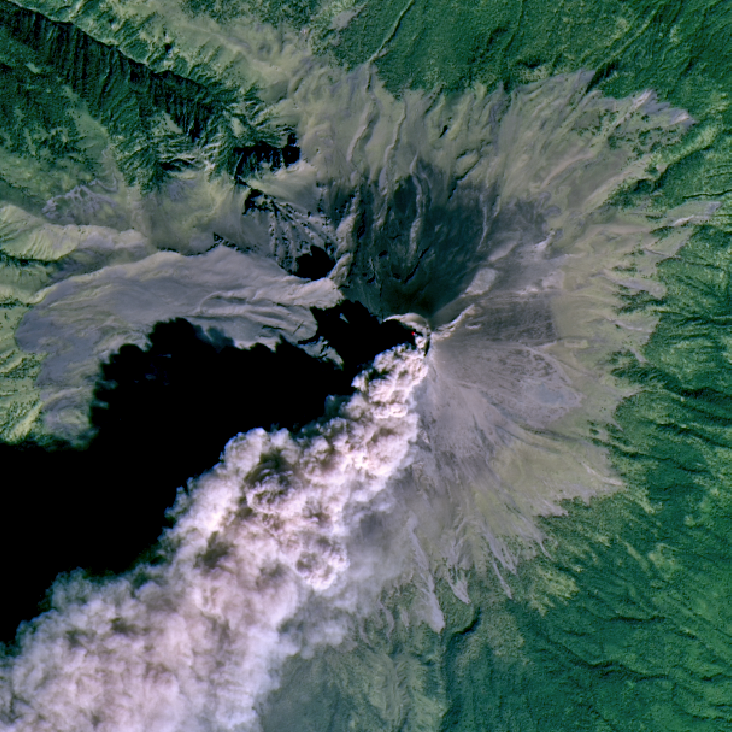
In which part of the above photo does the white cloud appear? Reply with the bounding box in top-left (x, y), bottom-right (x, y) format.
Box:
top-left (1, 340), bottom-right (427, 732)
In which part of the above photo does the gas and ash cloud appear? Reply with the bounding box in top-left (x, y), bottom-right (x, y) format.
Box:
top-left (1, 339), bottom-right (427, 732)
top-left (0, 15), bottom-right (719, 732)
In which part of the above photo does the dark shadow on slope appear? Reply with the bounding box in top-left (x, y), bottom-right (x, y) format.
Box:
top-left (233, 134), bottom-right (301, 182)
top-left (0, 305), bottom-right (414, 648)
top-left (294, 246), bottom-right (336, 280)
top-left (331, 169), bottom-right (496, 320)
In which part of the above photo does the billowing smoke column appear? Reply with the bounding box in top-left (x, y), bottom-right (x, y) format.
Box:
top-left (0, 331), bottom-right (428, 732)
top-left (0, 306), bottom-right (417, 644)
